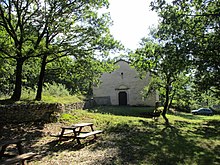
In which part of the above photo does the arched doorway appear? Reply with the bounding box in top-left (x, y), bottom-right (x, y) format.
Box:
top-left (118, 91), bottom-right (127, 106)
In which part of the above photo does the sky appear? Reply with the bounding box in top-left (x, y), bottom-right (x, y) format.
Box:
top-left (108, 0), bottom-right (159, 52)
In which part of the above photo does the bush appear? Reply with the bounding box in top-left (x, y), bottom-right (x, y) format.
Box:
top-left (1, 82), bottom-right (81, 104)
top-left (21, 83), bottom-right (71, 100)
top-left (43, 82), bottom-right (70, 97)
top-left (21, 87), bottom-right (36, 100)
top-left (174, 105), bottom-right (191, 113)
top-left (210, 105), bottom-right (220, 114)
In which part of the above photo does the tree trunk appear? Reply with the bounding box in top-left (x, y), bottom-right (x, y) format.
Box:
top-left (162, 85), bottom-right (170, 125)
top-left (168, 89), bottom-right (176, 111)
top-left (35, 55), bottom-right (47, 101)
top-left (10, 58), bottom-right (24, 101)
top-left (87, 81), bottom-right (93, 96)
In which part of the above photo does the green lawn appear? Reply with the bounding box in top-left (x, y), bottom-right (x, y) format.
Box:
top-left (1, 106), bottom-right (219, 165)
top-left (57, 106), bottom-right (220, 165)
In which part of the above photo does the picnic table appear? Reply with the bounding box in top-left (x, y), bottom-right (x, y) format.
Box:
top-left (0, 139), bottom-right (36, 165)
top-left (53, 123), bottom-right (103, 144)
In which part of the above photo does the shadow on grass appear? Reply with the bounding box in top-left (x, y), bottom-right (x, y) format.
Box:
top-left (0, 122), bottom-right (47, 162)
top-left (1, 111), bottom-right (220, 164)
top-left (0, 122), bottom-right (101, 163)
top-left (191, 120), bottom-right (220, 139)
top-left (38, 138), bottom-right (96, 156)
top-left (0, 99), bottom-right (16, 105)
top-left (0, 122), bottom-right (45, 141)
top-left (89, 120), bottom-right (220, 165)
top-left (88, 106), bottom-right (155, 118)
top-left (171, 111), bottom-right (207, 120)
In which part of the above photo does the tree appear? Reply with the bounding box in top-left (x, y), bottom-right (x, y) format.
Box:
top-left (0, 1), bottom-right (44, 100)
top-left (34, 0), bottom-right (120, 100)
top-left (44, 57), bottom-right (115, 96)
top-left (130, 38), bottom-right (189, 124)
top-left (0, 0), bottom-right (120, 101)
top-left (150, 0), bottom-right (220, 97)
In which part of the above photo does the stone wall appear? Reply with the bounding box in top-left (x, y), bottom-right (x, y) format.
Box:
top-left (93, 96), bottom-right (111, 105)
top-left (0, 100), bottom-right (95, 124)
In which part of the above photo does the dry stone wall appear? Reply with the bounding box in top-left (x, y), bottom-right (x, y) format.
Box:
top-left (0, 100), bottom-right (95, 124)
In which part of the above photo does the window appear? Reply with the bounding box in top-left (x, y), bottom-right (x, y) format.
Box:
top-left (121, 72), bottom-right (123, 79)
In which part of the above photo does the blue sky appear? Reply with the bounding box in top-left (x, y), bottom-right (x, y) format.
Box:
top-left (108, 0), bottom-right (159, 51)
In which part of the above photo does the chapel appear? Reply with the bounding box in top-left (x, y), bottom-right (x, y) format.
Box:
top-left (93, 60), bottom-right (158, 106)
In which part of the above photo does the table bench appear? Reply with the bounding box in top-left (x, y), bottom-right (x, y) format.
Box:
top-left (0, 139), bottom-right (36, 165)
top-left (53, 123), bottom-right (103, 144)
top-left (1, 152), bottom-right (36, 165)
top-left (76, 130), bottom-right (103, 139)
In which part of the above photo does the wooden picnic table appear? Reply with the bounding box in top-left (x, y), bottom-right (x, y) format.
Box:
top-left (54, 123), bottom-right (103, 144)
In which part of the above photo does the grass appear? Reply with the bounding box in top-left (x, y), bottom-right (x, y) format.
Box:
top-left (0, 95), bottom-right (82, 105)
top-left (88, 106), bottom-right (155, 117)
top-left (41, 95), bottom-right (82, 104)
top-left (1, 106), bottom-right (220, 165)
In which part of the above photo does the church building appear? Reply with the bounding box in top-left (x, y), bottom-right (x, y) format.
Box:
top-left (93, 60), bottom-right (158, 106)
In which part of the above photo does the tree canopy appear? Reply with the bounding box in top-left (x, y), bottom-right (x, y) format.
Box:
top-left (129, 0), bottom-right (220, 124)
top-left (130, 37), bottom-right (189, 124)
top-left (0, 0), bottom-right (121, 101)
top-left (150, 0), bottom-right (220, 96)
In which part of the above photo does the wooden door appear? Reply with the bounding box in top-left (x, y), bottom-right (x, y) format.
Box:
top-left (118, 91), bottom-right (127, 106)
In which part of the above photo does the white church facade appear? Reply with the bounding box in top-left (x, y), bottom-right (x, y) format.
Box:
top-left (93, 60), bottom-right (158, 106)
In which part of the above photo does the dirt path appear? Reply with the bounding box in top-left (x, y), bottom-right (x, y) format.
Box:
top-left (0, 122), bottom-right (116, 165)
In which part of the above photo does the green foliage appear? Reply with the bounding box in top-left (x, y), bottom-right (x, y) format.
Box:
top-left (43, 82), bottom-right (70, 97)
top-left (19, 82), bottom-right (71, 100)
top-left (44, 56), bottom-right (115, 96)
top-left (133, 0), bottom-right (220, 121)
top-left (20, 87), bottom-right (36, 100)
top-left (19, 83), bottom-right (82, 104)
top-left (150, 0), bottom-right (220, 97)
top-left (0, 0), bottom-right (121, 101)
top-left (59, 113), bottom-right (79, 123)
top-left (0, 55), bottom-right (115, 100)
top-left (0, 57), bottom-right (15, 95)
top-left (129, 38), bottom-right (189, 123)
top-left (23, 58), bottom-right (41, 89)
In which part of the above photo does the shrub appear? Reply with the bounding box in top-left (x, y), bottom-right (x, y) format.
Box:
top-left (21, 83), bottom-right (71, 100)
top-left (21, 87), bottom-right (36, 100)
top-left (1, 82), bottom-right (80, 104)
top-left (43, 82), bottom-right (70, 97)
